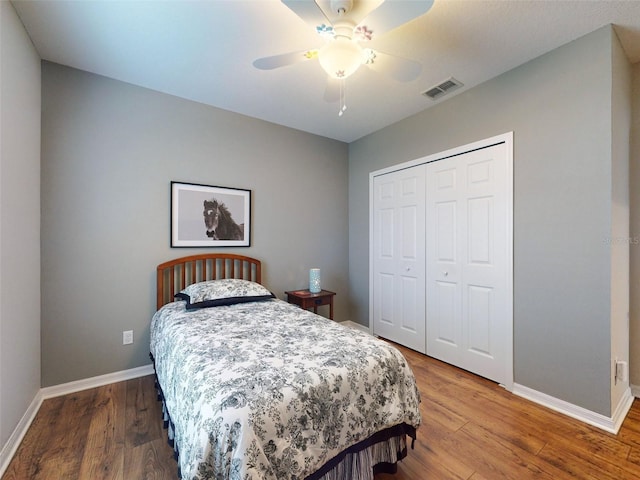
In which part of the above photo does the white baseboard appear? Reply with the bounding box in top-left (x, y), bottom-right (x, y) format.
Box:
top-left (0, 390), bottom-right (43, 477)
top-left (0, 363), bottom-right (154, 477)
top-left (611, 388), bottom-right (636, 432)
top-left (41, 363), bottom-right (154, 399)
top-left (340, 320), bottom-right (371, 334)
top-left (513, 383), bottom-right (634, 434)
top-left (631, 383), bottom-right (640, 398)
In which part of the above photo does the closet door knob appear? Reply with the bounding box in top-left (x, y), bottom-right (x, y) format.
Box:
top-left (443, 271), bottom-right (449, 276)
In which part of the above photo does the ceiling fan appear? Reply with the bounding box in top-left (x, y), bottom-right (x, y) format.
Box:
top-left (253, 0), bottom-right (435, 115)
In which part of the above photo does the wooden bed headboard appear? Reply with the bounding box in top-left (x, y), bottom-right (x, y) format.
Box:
top-left (156, 253), bottom-right (262, 309)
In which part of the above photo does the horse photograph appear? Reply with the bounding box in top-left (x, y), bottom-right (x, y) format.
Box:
top-left (171, 182), bottom-right (251, 247)
top-left (203, 199), bottom-right (244, 240)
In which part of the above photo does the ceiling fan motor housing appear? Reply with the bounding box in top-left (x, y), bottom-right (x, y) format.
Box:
top-left (330, 0), bottom-right (353, 15)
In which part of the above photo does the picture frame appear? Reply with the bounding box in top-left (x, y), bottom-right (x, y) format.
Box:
top-left (171, 181), bottom-right (251, 247)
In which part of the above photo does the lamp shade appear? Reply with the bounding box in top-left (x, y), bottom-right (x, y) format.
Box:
top-left (318, 36), bottom-right (364, 79)
top-left (309, 268), bottom-right (321, 293)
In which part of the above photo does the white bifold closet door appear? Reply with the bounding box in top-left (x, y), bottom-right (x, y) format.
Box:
top-left (371, 165), bottom-right (427, 353)
top-left (426, 142), bottom-right (510, 385)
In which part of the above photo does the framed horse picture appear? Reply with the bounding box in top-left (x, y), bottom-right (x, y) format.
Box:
top-left (171, 181), bottom-right (251, 247)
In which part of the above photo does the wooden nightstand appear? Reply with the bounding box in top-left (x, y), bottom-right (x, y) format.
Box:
top-left (285, 289), bottom-right (336, 320)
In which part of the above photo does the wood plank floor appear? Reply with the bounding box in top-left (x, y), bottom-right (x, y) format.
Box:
top-left (3, 343), bottom-right (639, 479)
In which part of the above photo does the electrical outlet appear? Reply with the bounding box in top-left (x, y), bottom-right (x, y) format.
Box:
top-left (616, 360), bottom-right (628, 383)
top-left (123, 330), bottom-right (134, 345)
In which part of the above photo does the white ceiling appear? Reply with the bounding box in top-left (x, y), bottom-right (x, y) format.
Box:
top-left (11, 0), bottom-right (640, 143)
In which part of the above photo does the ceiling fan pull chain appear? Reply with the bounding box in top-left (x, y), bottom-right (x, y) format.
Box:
top-left (339, 79), bottom-right (347, 117)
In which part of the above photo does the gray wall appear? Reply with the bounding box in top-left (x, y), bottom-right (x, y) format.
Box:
top-left (348, 26), bottom-right (622, 416)
top-left (41, 63), bottom-right (349, 387)
top-left (0, 1), bottom-right (41, 448)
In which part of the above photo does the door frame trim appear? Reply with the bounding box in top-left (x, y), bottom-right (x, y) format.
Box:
top-left (369, 132), bottom-right (514, 391)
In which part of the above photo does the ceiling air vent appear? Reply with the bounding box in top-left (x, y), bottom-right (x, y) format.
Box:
top-left (422, 77), bottom-right (463, 100)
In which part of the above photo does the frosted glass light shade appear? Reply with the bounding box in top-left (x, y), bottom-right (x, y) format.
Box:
top-left (309, 268), bottom-right (321, 293)
top-left (318, 37), bottom-right (364, 79)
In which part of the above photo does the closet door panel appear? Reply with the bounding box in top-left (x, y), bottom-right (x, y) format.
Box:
top-left (427, 143), bottom-right (510, 385)
top-left (466, 284), bottom-right (492, 356)
top-left (372, 165), bottom-right (426, 353)
top-left (432, 280), bottom-right (460, 348)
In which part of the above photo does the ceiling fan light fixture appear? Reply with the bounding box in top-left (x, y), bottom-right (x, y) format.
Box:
top-left (318, 36), bottom-right (364, 79)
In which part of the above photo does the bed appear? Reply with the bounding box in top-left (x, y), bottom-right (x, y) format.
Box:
top-left (150, 253), bottom-right (421, 480)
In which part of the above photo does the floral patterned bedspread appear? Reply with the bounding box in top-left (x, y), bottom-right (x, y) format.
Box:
top-left (150, 298), bottom-right (421, 480)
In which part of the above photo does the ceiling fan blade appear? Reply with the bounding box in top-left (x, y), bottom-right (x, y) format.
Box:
top-left (282, 0), bottom-right (330, 29)
top-left (253, 50), bottom-right (317, 70)
top-left (323, 77), bottom-right (340, 102)
top-left (365, 50), bottom-right (422, 82)
top-left (359, 0), bottom-right (434, 39)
